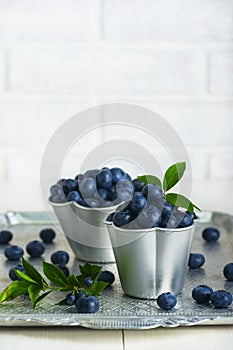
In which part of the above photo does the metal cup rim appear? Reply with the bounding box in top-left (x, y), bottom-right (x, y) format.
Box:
top-left (48, 197), bottom-right (120, 212)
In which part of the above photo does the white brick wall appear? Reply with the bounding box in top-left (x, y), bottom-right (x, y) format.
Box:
top-left (0, 0), bottom-right (232, 180)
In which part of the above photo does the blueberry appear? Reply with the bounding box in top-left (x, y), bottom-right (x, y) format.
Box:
top-left (9, 264), bottom-right (25, 281)
top-left (4, 245), bottom-right (24, 261)
top-left (97, 188), bottom-right (109, 201)
top-left (85, 198), bottom-right (100, 208)
top-left (110, 167), bottom-right (125, 184)
top-left (76, 290), bottom-right (86, 299)
top-left (83, 169), bottom-right (98, 179)
top-left (123, 173), bottom-right (132, 181)
top-left (107, 186), bottom-right (117, 201)
top-left (128, 194), bottom-right (147, 215)
top-left (67, 190), bottom-right (82, 204)
top-left (202, 227), bottom-right (220, 242)
top-left (75, 295), bottom-right (99, 313)
top-left (0, 230), bottom-right (13, 244)
top-left (223, 263), bottom-right (233, 281)
top-left (75, 173), bottom-right (84, 183)
top-left (66, 293), bottom-right (77, 305)
top-left (55, 264), bottom-right (70, 277)
top-left (105, 212), bottom-right (115, 222)
top-left (39, 228), bottom-right (56, 243)
top-left (26, 240), bottom-right (45, 258)
top-left (132, 178), bottom-right (144, 192)
top-left (51, 250), bottom-right (70, 265)
top-left (50, 184), bottom-right (63, 196)
top-left (113, 210), bottom-right (133, 227)
top-left (116, 179), bottom-right (134, 194)
top-left (137, 205), bottom-right (161, 229)
top-left (114, 190), bottom-right (133, 204)
top-left (159, 214), bottom-right (178, 229)
top-left (97, 270), bottom-right (115, 286)
top-left (51, 193), bottom-right (67, 203)
top-left (188, 253), bottom-right (205, 269)
top-left (161, 201), bottom-right (174, 217)
top-left (176, 212), bottom-right (193, 228)
top-left (79, 177), bottom-right (97, 199)
top-left (157, 292), bottom-right (177, 310)
top-left (192, 285), bottom-right (213, 304)
top-left (210, 290), bottom-right (233, 308)
top-left (142, 184), bottom-right (164, 204)
top-left (62, 179), bottom-right (78, 195)
top-left (84, 277), bottom-right (94, 286)
top-left (96, 169), bottom-right (113, 190)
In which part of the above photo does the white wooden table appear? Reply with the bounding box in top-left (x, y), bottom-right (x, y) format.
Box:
top-left (0, 179), bottom-right (233, 350)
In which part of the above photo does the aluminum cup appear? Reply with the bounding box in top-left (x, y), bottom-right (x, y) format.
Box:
top-left (49, 199), bottom-right (117, 263)
top-left (106, 219), bottom-right (198, 299)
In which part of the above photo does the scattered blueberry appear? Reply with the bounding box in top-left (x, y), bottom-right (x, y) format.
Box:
top-left (202, 227), bottom-right (220, 242)
top-left (210, 290), bottom-right (232, 308)
top-left (188, 253), bottom-right (205, 269)
top-left (84, 277), bottom-right (94, 287)
top-left (56, 264), bottom-right (70, 277)
top-left (4, 245), bottom-right (24, 261)
top-left (157, 292), bottom-right (177, 310)
top-left (97, 270), bottom-right (115, 286)
top-left (0, 230), bottom-right (13, 244)
top-left (192, 285), bottom-right (213, 304)
top-left (51, 250), bottom-right (70, 265)
top-left (75, 295), bottom-right (99, 313)
top-left (66, 293), bottom-right (77, 305)
top-left (223, 263), bottom-right (233, 281)
top-left (9, 264), bottom-right (25, 281)
top-left (39, 228), bottom-right (56, 243)
top-left (26, 240), bottom-right (45, 258)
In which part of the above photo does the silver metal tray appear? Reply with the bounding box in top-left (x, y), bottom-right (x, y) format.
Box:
top-left (0, 210), bottom-right (232, 329)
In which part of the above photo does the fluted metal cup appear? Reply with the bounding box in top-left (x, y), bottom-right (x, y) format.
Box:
top-left (106, 219), bottom-right (198, 299)
top-left (50, 199), bottom-right (117, 263)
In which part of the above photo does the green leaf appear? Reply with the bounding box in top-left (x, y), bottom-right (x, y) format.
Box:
top-left (163, 162), bottom-right (186, 192)
top-left (0, 281), bottom-right (29, 303)
top-left (79, 263), bottom-right (102, 282)
top-left (67, 274), bottom-right (79, 287)
top-left (137, 175), bottom-right (162, 187)
top-left (15, 270), bottom-right (41, 286)
top-left (42, 261), bottom-right (69, 287)
top-left (28, 284), bottom-right (42, 304)
top-left (33, 291), bottom-right (51, 309)
top-left (166, 193), bottom-right (194, 212)
top-left (22, 257), bottom-right (47, 288)
top-left (89, 281), bottom-right (108, 297)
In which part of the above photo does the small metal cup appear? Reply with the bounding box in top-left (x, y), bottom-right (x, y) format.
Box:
top-left (106, 220), bottom-right (198, 299)
top-left (50, 199), bottom-right (117, 263)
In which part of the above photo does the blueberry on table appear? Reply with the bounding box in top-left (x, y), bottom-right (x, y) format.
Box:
top-left (66, 293), bottom-right (77, 305)
top-left (210, 290), bottom-right (232, 308)
top-left (4, 245), bottom-right (24, 261)
top-left (97, 270), bottom-right (115, 286)
top-left (0, 230), bottom-right (13, 244)
top-left (51, 250), bottom-right (70, 265)
top-left (192, 285), bottom-right (213, 304)
top-left (84, 277), bottom-right (94, 287)
top-left (9, 264), bottom-right (25, 281)
top-left (157, 292), bottom-right (177, 310)
top-left (202, 227), bottom-right (220, 242)
top-left (39, 228), bottom-right (56, 243)
top-left (223, 262), bottom-right (233, 281)
top-left (188, 253), bottom-right (205, 269)
top-left (26, 240), bottom-right (45, 258)
top-left (75, 295), bottom-right (99, 313)
top-left (55, 264), bottom-right (70, 277)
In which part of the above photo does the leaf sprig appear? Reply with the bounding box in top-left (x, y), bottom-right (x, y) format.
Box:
top-left (0, 257), bottom-right (108, 309)
top-left (137, 162), bottom-right (200, 213)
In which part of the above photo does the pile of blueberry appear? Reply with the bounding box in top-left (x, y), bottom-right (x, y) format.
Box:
top-left (49, 167), bottom-right (136, 208)
top-left (107, 183), bottom-right (197, 230)
top-left (192, 285), bottom-right (232, 308)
